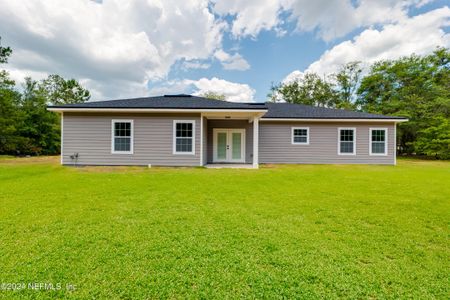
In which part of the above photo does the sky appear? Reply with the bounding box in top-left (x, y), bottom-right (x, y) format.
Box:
top-left (0, 0), bottom-right (449, 103)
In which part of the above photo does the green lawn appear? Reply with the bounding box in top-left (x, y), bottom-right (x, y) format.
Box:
top-left (0, 157), bottom-right (449, 299)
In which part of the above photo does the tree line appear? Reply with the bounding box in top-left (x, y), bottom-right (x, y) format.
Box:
top-left (1, 37), bottom-right (448, 159)
top-left (0, 38), bottom-right (90, 155)
top-left (269, 48), bottom-right (450, 159)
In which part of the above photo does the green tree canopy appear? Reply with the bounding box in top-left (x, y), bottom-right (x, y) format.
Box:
top-left (0, 37), bottom-right (24, 154)
top-left (199, 91), bottom-right (226, 101)
top-left (0, 37), bottom-right (12, 64)
top-left (269, 49), bottom-right (449, 158)
top-left (269, 62), bottom-right (362, 110)
top-left (356, 48), bottom-right (450, 157)
top-left (331, 61), bottom-right (362, 109)
top-left (39, 74), bottom-right (90, 105)
top-left (269, 73), bottom-right (337, 107)
top-left (0, 70), bottom-right (24, 154)
top-left (18, 78), bottom-right (60, 154)
top-left (0, 37), bottom-right (91, 155)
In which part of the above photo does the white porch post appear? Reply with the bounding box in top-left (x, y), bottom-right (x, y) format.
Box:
top-left (200, 113), bottom-right (203, 166)
top-left (253, 116), bottom-right (259, 168)
top-left (60, 112), bottom-right (64, 165)
top-left (394, 123), bottom-right (397, 166)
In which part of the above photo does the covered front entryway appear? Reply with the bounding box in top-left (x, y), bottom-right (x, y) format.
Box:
top-left (200, 111), bottom-right (263, 168)
top-left (207, 119), bottom-right (252, 164)
top-left (213, 128), bottom-right (246, 163)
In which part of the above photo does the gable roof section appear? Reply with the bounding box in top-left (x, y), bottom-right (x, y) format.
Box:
top-left (49, 94), bottom-right (267, 110)
top-left (263, 103), bottom-right (406, 120)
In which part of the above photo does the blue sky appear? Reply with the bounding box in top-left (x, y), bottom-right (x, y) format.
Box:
top-left (1, 0), bottom-right (449, 102)
top-left (162, 27), bottom-right (329, 101)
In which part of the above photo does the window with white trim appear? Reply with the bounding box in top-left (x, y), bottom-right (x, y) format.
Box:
top-left (338, 128), bottom-right (355, 155)
top-left (112, 120), bottom-right (133, 154)
top-left (292, 127), bottom-right (309, 144)
top-left (173, 120), bottom-right (195, 154)
top-left (370, 128), bottom-right (387, 155)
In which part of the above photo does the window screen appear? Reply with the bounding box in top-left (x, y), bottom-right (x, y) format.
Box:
top-left (371, 129), bottom-right (386, 154)
top-left (339, 129), bottom-right (355, 154)
top-left (113, 121), bottom-right (132, 152)
top-left (175, 122), bottom-right (194, 153)
top-left (292, 128), bottom-right (308, 144)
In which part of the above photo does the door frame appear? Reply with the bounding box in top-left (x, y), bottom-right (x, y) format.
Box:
top-left (212, 128), bottom-right (246, 163)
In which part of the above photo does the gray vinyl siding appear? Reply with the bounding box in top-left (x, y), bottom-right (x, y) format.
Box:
top-left (206, 120), bottom-right (253, 164)
top-left (62, 113), bottom-right (201, 166)
top-left (259, 121), bottom-right (396, 165)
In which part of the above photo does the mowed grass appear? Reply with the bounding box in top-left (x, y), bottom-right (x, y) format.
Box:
top-left (0, 157), bottom-right (449, 299)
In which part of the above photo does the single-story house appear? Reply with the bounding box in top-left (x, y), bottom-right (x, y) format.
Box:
top-left (47, 94), bottom-right (408, 168)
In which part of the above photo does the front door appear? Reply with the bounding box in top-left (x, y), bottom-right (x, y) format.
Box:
top-left (213, 129), bottom-right (245, 163)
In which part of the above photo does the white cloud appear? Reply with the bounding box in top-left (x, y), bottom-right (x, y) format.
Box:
top-left (0, 0), bottom-right (226, 100)
top-left (150, 77), bottom-right (255, 102)
top-left (282, 7), bottom-right (450, 83)
top-left (214, 49), bottom-right (230, 61)
top-left (212, 0), bottom-right (283, 38)
top-left (286, 0), bottom-right (408, 41)
top-left (182, 61), bottom-right (211, 70)
top-left (282, 70), bottom-right (304, 84)
top-left (5, 68), bottom-right (49, 85)
top-left (222, 54), bottom-right (251, 71)
top-left (416, 0), bottom-right (435, 8)
top-left (1, 0), bottom-right (447, 102)
top-left (306, 7), bottom-right (450, 75)
top-left (148, 80), bottom-right (194, 97)
top-left (212, 0), bottom-right (434, 41)
top-left (214, 49), bottom-right (250, 71)
top-left (189, 77), bottom-right (255, 101)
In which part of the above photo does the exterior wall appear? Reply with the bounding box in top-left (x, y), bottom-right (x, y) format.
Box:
top-left (62, 112), bottom-right (397, 166)
top-left (259, 121), bottom-right (396, 165)
top-left (62, 112), bottom-right (201, 166)
top-left (206, 119), bottom-right (253, 164)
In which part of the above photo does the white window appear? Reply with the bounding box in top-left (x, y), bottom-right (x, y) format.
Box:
top-left (338, 128), bottom-right (356, 155)
top-left (292, 127), bottom-right (309, 145)
top-left (173, 120), bottom-right (195, 155)
top-left (111, 120), bottom-right (133, 154)
top-left (370, 128), bottom-right (388, 156)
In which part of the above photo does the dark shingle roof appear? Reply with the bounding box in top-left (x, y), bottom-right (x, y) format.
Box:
top-left (49, 94), bottom-right (406, 120)
top-left (49, 94), bottom-right (267, 110)
top-left (262, 103), bottom-right (406, 120)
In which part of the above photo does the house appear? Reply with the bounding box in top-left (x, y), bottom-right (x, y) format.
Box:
top-left (47, 94), bottom-right (408, 168)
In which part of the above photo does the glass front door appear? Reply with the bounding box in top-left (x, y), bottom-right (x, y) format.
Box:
top-left (231, 132), bottom-right (242, 160)
top-left (217, 132), bottom-right (227, 160)
top-left (213, 129), bottom-right (245, 163)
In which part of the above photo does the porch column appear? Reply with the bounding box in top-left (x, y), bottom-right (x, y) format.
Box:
top-left (253, 116), bottom-right (259, 168)
top-left (199, 114), bottom-right (203, 166)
